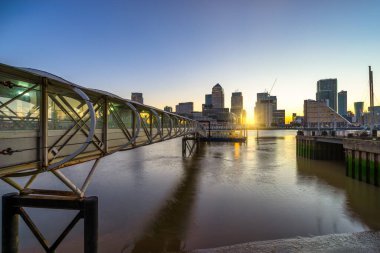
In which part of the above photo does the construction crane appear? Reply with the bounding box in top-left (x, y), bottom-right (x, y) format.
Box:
top-left (257, 78), bottom-right (278, 139)
top-left (269, 78), bottom-right (277, 95)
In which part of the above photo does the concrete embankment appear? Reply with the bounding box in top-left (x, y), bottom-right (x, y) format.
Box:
top-left (192, 231), bottom-right (380, 253)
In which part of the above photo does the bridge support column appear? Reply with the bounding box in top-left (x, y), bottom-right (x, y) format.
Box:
top-left (310, 141), bottom-right (315, 159)
top-left (362, 152), bottom-right (369, 183)
top-left (301, 139), bottom-right (305, 158)
top-left (2, 194), bottom-right (19, 253)
top-left (327, 143), bottom-right (332, 160)
top-left (317, 142), bottom-right (322, 160)
top-left (2, 193), bottom-right (98, 253)
top-left (369, 153), bottom-right (376, 185)
top-left (354, 150), bottom-right (361, 181)
top-left (182, 136), bottom-right (198, 157)
top-left (376, 154), bottom-right (380, 186)
top-left (373, 153), bottom-right (380, 186)
top-left (346, 149), bottom-right (351, 177)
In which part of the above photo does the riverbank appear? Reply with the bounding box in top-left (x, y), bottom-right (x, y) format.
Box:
top-left (192, 231), bottom-right (380, 253)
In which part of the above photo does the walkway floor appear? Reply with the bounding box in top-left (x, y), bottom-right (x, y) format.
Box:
top-left (192, 231), bottom-right (380, 253)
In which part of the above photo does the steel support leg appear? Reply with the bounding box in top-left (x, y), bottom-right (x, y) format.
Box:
top-left (84, 196), bottom-right (98, 253)
top-left (1, 193), bottom-right (98, 253)
top-left (2, 193), bottom-right (19, 253)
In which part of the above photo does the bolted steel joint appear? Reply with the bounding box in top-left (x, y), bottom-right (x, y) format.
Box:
top-left (0, 148), bottom-right (15, 155)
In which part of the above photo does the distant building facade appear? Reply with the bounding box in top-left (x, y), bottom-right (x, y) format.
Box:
top-left (175, 102), bottom-right (193, 115)
top-left (292, 113), bottom-right (297, 122)
top-left (212, 83), bottom-right (224, 109)
top-left (164, 106), bottom-right (173, 113)
top-left (304, 99), bottom-right (349, 128)
top-left (201, 83), bottom-right (236, 122)
top-left (345, 111), bottom-right (354, 123)
top-left (231, 92), bottom-right (243, 123)
top-left (205, 94), bottom-right (212, 107)
top-left (316, 79), bottom-right (337, 111)
top-left (131, 92), bottom-right (144, 104)
top-left (338, 90), bottom-right (347, 116)
top-left (131, 92), bottom-right (143, 104)
top-left (254, 92), bottom-right (285, 127)
top-left (363, 106), bottom-right (380, 127)
top-left (254, 93), bottom-right (273, 127)
top-left (202, 94), bottom-right (213, 112)
top-left (290, 113), bottom-right (303, 126)
top-left (273, 109), bottom-right (285, 126)
top-left (354, 102), bottom-right (364, 123)
top-left (254, 92), bottom-right (283, 127)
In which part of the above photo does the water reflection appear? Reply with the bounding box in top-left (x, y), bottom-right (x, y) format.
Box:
top-left (127, 144), bottom-right (205, 253)
top-left (1, 130), bottom-right (379, 252)
top-left (297, 157), bottom-right (380, 230)
top-left (233, 142), bottom-right (240, 160)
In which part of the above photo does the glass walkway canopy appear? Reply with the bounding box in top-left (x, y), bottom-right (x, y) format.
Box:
top-left (0, 63), bottom-right (205, 181)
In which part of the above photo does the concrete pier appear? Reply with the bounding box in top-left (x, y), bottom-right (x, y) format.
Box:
top-left (296, 132), bottom-right (380, 186)
top-left (344, 139), bottom-right (380, 186)
top-left (296, 135), bottom-right (344, 160)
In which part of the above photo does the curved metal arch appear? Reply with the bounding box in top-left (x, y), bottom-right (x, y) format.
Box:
top-left (168, 115), bottom-right (174, 137)
top-left (161, 113), bottom-right (173, 140)
top-left (178, 118), bottom-right (186, 136)
top-left (148, 108), bottom-right (162, 142)
top-left (47, 87), bottom-right (96, 170)
top-left (173, 116), bottom-right (182, 137)
top-left (185, 120), bottom-right (191, 134)
top-left (186, 121), bottom-right (193, 134)
top-left (178, 117), bottom-right (185, 136)
top-left (110, 102), bottom-right (141, 153)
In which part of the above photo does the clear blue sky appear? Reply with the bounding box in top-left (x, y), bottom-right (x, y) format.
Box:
top-left (1, 0), bottom-right (380, 123)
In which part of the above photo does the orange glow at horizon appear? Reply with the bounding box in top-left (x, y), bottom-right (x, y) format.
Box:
top-left (245, 114), bottom-right (295, 125)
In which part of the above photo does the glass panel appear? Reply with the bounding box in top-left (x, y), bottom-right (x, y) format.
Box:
top-left (47, 92), bottom-right (93, 130)
top-left (95, 102), bottom-right (104, 129)
top-left (0, 75), bottom-right (40, 130)
top-left (108, 102), bottom-right (133, 129)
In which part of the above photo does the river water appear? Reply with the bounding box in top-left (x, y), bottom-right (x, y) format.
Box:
top-left (1, 130), bottom-right (380, 252)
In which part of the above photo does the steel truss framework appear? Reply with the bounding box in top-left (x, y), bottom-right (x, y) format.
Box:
top-left (0, 63), bottom-right (206, 197)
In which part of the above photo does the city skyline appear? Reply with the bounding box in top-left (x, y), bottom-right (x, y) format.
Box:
top-left (1, 1), bottom-right (379, 124)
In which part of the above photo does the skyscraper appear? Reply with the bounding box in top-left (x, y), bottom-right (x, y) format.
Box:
top-left (205, 94), bottom-right (212, 107)
top-left (316, 79), bottom-right (337, 111)
top-left (231, 92), bottom-right (243, 123)
top-left (338, 90), bottom-right (347, 116)
top-left (212, 83), bottom-right (224, 109)
top-left (131, 92), bottom-right (143, 104)
top-left (254, 92), bottom-right (285, 127)
top-left (231, 92), bottom-right (243, 113)
top-left (254, 92), bottom-right (275, 127)
top-left (354, 102), bottom-right (364, 121)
